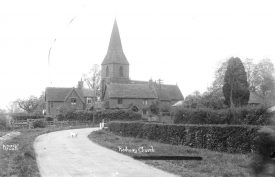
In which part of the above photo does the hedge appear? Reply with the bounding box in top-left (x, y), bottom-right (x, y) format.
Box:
top-left (11, 113), bottom-right (44, 121)
top-left (173, 105), bottom-right (272, 125)
top-left (107, 121), bottom-right (265, 154)
top-left (57, 109), bottom-right (142, 123)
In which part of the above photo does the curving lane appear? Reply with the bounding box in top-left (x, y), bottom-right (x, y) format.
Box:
top-left (34, 128), bottom-right (179, 177)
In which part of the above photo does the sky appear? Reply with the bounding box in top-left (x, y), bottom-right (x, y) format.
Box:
top-left (0, 0), bottom-right (275, 110)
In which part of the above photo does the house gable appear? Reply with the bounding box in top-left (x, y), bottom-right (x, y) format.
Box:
top-left (64, 88), bottom-right (85, 104)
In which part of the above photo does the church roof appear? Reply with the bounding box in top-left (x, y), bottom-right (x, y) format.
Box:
top-left (155, 84), bottom-right (184, 101)
top-left (106, 83), bottom-right (157, 99)
top-left (102, 20), bottom-right (129, 65)
top-left (45, 87), bottom-right (95, 102)
top-left (105, 82), bottom-right (184, 101)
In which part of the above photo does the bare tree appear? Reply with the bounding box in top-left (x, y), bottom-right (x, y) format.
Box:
top-left (15, 96), bottom-right (39, 113)
top-left (82, 64), bottom-right (101, 100)
top-left (13, 93), bottom-right (45, 114)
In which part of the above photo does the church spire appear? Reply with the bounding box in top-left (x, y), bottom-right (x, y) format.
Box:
top-left (102, 19), bottom-right (129, 65)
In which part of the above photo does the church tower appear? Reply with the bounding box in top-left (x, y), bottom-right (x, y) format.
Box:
top-left (101, 19), bottom-right (130, 86)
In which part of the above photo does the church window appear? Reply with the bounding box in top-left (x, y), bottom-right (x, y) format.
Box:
top-left (106, 66), bottom-right (109, 77)
top-left (119, 66), bottom-right (123, 77)
top-left (118, 98), bottom-right (123, 104)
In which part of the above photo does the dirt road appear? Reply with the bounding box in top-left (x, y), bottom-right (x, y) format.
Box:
top-left (34, 128), bottom-right (179, 177)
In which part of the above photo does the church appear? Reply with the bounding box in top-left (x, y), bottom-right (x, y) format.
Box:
top-left (45, 19), bottom-right (183, 116)
top-left (100, 19), bottom-right (184, 112)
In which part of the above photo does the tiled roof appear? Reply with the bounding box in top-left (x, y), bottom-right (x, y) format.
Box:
top-left (248, 92), bottom-right (264, 104)
top-left (154, 84), bottom-right (184, 101)
top-left (45, 87), bottom-right (95, 102)
top-left (107, 83), bottom-right (157, 99)
top-left (106, 82), bottom-right (184, 101)
top-left (102, 19), bottom-right (129, 65)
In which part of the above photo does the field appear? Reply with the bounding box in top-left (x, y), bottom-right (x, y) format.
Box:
top-left (89, 130), bottom-right (257, 177)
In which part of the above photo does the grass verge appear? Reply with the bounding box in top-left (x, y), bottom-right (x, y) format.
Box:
top-left (89, 130), bottom-right (255, 177)
top-left (0, 125), bottom-right (95, 177)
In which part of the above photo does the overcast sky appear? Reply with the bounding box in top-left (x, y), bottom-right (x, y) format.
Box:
top-left (1, 0), bottom-right (275, 110)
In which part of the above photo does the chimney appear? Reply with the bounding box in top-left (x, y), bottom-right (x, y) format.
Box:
top-left (77, 79), bottom-right (83, 89)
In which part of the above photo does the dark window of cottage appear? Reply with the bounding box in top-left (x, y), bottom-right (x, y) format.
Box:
top-left (71, 98), bottom-right (76, 105)
top-left (118, 98), bottom-right (123, 104)
top-left (106, 66), bottom-right (109, 77)
top-left (87, 98), bottom-right (92, 104)
top-left (119, 66), bottom-right (123, 77)
top-left (50, 102), bottom-right (53, 108)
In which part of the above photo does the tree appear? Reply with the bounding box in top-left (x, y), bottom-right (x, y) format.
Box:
top-left (223, 57), bottom-right (250, 107)
top-left (251, 59), bottom-right (275, 97)
top-left (149, 101), bottom-right (160, 115)
top-left (207, 58), bottom-right (274, 108)
top-left (201, 60), bottom-right (228, 109)
top-left (243, 58), bottom-right (256, 90)
top-left (6, 101), bottom-right (22, 113)
top-left (82, 64), bottom-right (101, 100)
top-left (14, 94), bottom-right (45, 114)
top-left (184, 91), bottom-right (203, 108)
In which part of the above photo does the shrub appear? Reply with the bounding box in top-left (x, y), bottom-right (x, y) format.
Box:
top-left (0, 115), bottom-right (7, 130)
top-left (107, 121), bottom-right (261, 154)
top-left (174, 105), bottom-right (272, 125)
top-left (149, 101), bottom-right (160, 115)
top-left (45, 116), bottom-right (54, 121)
top-left (250, 127), bottom-right (275, 175)
top-left (32, 120), bottom-right (46, 128)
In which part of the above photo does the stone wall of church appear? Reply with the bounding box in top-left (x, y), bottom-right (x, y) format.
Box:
top-left (101, 64), bottom-right (129, 84)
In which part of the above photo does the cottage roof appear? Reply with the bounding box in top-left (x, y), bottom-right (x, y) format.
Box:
top-left (64, 88), bottom-right (85, 103)
top-left (106, 83), bottom-right (157, 99)
top-left (45, 87), bottom-right (95, 102)
top-left (248, 92), bottom-right (264, 104)
top-left (102, 19), bottom-right (129, 65)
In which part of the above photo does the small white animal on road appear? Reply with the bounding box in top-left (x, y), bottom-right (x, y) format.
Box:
top-left (70, 131), bottom-right (78, 138)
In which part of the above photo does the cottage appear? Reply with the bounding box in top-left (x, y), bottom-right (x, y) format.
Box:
top-left (45, 81), bottom-right (95, 116)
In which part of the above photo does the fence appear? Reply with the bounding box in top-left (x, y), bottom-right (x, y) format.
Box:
top-left (10, 119), bottom-right (94, 129)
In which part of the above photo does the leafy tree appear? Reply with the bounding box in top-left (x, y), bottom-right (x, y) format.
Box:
top-left (184, 91), bottom-right (203, 108)
top-left (149, 101), bottom-right (160, 115)
top-left (251, 59), bottom-right (275, 97)
top-left (82, 64), bottom-right (101, 100)
top-left (222, 57), bottom-right (250, 107)
top-left (205, 58), bottom-right (274, 108)
top-left (200, 92), bottom-right (225, 109)
top-left (204, 60), bottom-right (228, 109)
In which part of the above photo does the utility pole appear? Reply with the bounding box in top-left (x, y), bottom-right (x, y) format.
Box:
top-left (157, 78), bottom-right (163, 101)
